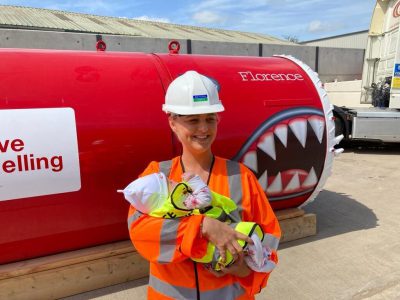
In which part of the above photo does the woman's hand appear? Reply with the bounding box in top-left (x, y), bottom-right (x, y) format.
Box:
top-left (201, 216), bottom-right (253, 263)
top-left (204, 255), bottom-right (252, 278)
top-left (220, 255), bottom-right (252, 277)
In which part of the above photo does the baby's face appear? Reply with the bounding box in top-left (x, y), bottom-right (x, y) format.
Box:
top-left (167, 178), bottom-right (193, 197)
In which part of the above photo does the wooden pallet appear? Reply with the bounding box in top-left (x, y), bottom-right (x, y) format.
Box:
top-left (0, 208), bottom-right (316, 299)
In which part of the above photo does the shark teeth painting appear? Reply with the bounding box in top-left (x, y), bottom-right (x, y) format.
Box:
top-left (234, 108), bottom-right (327, 209)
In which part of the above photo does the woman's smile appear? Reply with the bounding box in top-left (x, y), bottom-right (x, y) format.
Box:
top-left (192, 134), bottom-right (211, 142)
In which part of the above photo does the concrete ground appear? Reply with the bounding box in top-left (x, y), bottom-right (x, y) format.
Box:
top-left (64, 145), bottom-right (400, 300)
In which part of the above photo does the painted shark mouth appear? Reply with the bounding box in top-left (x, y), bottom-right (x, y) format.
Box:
top-left (233, 107), bottom-right (326, 208)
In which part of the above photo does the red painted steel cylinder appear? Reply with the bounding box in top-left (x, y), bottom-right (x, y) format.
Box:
top-left (0, 49), bottom-right (335, 263)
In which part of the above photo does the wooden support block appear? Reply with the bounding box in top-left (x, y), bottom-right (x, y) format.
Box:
top-left (278, 212), bottom-right (317, 243)
top-left (275, 208), bottom-right (305, 221)
top-left (0, 241), bottom-right (149, 300)
top-left (0, 241), bottom-right (134, 280)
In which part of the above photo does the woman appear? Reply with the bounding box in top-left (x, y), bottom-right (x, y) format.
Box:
top-left (128, 70), bottom-right (281, 299)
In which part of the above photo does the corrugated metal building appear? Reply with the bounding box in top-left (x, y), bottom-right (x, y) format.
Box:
top-left (0, 5), bottom-right (367, 83)
top-left (300, 30), bottom-right (369, 49)
top-left (0, 5), bottom-right (292, 45)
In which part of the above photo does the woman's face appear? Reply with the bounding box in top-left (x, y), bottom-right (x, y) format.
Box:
top-left (169, 113), bottom-right (218, 156)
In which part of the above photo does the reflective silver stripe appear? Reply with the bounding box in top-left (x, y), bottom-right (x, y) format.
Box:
top-left (226, 160), bottom-right (243, 222)
top-left (149, 274), bottom-right (246, 300)
top-left (159, 160), bottom-right (172, 177)
top-left (229, 223), bottom-right (238, 229)
top-left (158, 218), bottom-right (180, 263)
top-left (202, 282), bottom-right (245, 300)
top-left (211, 246), bottom-right (220, 268)
top-left (263, 233), bottom-right (280, 251)
top-left (127, 211), bottom-right (143, 230)
top-left (158, 160), bottom-right (176, 263)
top-left (149, 274), bottom-right (197, 299)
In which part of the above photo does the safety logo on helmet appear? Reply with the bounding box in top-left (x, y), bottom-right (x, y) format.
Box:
top-left (193, 95), bottom-right (208, 102)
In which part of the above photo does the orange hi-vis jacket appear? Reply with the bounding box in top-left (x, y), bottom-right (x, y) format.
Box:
top-left (128, 156), bottom-right (281, 300)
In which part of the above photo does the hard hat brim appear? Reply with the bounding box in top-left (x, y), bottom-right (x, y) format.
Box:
top-left (162, 104), bottom-right (225, 115)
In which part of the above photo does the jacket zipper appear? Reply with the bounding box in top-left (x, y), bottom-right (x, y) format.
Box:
top-left (193, 261), bottom-right (200, 300)
top-left (182, 155), bottom-right (214, 300)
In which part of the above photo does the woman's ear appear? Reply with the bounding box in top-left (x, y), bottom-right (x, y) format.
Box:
top-left (168, 117), bottom-right (176, 133)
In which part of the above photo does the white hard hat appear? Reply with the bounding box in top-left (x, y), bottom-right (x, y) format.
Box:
top-left (162, 70), bottom-right (225, 115)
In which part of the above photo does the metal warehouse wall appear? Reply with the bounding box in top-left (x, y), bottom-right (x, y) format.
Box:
top-left (0, 28), bottom-right (365, 83)
top-left (301, 31), bottom-right (368, 49)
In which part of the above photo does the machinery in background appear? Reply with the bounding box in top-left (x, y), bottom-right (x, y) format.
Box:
top-left (333, 0), bottom-right (400, 143)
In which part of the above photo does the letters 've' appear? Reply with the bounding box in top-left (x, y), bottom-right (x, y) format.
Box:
top-left (0, 139), bottom-right (25, 153)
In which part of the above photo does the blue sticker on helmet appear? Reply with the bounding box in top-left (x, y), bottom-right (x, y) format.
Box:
top-left (193, 94), bottom-right (208, 102)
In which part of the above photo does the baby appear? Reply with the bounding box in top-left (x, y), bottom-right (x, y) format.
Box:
top-left (119, 172), bottom-right (275, 273)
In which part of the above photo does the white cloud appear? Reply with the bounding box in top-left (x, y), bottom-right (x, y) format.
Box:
top-left (192, 11), bottom-right (226, 24)
top-left (134, 15), bottom-right (170, 23)
top-left (308, 21), bottom-right (323, 32)
top-left (192, 0), bottom-right (233, 11)
top-left (307, 20), bottom-right (345, 33)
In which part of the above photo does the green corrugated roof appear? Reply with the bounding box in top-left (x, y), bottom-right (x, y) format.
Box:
top-left (0, 5), bottom-right (293, 44)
